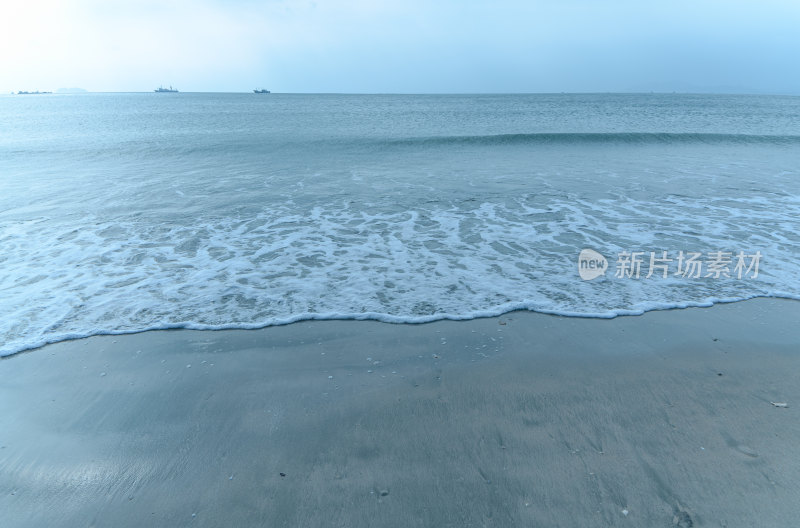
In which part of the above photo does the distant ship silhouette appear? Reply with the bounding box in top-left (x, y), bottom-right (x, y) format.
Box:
top-left (155, 85), bottom-right (178, 93)
top-left (253, 88), bottom-right (271, 93)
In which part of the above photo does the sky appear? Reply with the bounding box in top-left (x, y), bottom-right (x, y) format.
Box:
top-left (2, 0), bottom-right (799, 94)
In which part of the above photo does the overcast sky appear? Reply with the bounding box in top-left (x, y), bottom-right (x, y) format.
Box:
top-left (2, 0), bottom-right (799, 94)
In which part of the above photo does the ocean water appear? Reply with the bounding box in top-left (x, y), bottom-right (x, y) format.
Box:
top-left (1, 93), bottom-right (799, 356)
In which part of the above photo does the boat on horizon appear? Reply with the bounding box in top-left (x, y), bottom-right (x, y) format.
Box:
top-left (16, 90), bottom-right (52, 95)
top-left (155, 86), bottom-right (178, 93)
top-left (253, 88), bottom-right (271, 93)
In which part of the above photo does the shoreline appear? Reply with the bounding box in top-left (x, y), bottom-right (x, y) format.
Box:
top-left (4, 294), bottom-right (799, 359)
top-left (2, 297), bottom-right (799, 526)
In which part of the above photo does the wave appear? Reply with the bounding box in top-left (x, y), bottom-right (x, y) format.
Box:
top-left (10, 132), bottom-right (799, 160)
top-left (3, 190), bottom-right (800, 359)
top-left (386, 132), bottom-right (800, 148)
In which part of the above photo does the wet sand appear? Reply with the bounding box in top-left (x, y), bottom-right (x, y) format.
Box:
top-left (2, 298), bottom-right (799, 527)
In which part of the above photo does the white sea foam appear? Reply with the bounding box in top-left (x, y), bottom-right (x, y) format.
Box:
top-left (2, 190), bottom-right (799, 357)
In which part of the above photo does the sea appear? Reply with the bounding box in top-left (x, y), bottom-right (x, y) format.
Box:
top-left (1, 93), bottom-right (799, 356)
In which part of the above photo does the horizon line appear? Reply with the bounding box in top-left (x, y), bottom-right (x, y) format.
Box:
top-left (5, 90), bottom-right (800, 97)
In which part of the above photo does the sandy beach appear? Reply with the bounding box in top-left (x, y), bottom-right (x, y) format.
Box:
top-left (2, 298), bottom-right (799, 527)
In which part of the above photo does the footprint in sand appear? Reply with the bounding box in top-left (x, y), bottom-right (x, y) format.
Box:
top-left (734, 444), bottom-right (758, 458)
top-left (720, 431), bottom-right (758, 458)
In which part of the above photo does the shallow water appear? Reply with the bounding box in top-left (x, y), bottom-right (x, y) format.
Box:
top-left (1, 93), bottom-right (799, 355)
